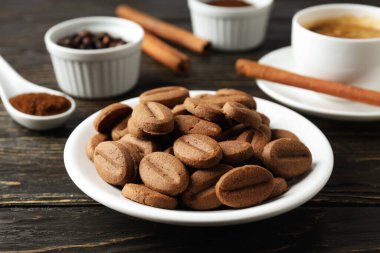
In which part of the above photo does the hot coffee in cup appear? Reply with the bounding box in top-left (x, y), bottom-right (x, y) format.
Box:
top-left (306, 16), bottom-right (380, 39)
top-left (292, 4), bottom-right (380, 91)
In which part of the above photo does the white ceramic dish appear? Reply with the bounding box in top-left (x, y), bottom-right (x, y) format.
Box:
top-left (64, 90), bottom-right (333, 226)
top-left (257, 46), bottom-right (380, 121)
top-left (188, 0), bottom-right (273, 51)
top-left (45, 16), bottom-right (144, 98)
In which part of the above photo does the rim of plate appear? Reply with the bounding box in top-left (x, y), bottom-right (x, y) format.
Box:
top-left (64, 90), bottom-right (334, 226)
top-left (257, 46), bottom-right (380, 120)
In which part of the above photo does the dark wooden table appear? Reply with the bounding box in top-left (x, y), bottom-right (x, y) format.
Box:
top-left (1, 0), bottom-right (380, 252)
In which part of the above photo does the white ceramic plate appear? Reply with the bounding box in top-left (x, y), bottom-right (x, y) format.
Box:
top-left (257, 46), bottom-right (380, 121)
top-left (64, 90), bottom-right (334, 226)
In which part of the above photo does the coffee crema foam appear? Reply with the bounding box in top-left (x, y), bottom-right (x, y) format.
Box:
top-left (304, 16), bottom-right (380, 39)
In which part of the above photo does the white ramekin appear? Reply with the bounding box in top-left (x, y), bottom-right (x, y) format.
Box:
top-left (292, 4), bottom-right (380, 85)
top-left (45, 16), bottom-right (144, 98)
top-left (188, 0), bottom-right (273, 51)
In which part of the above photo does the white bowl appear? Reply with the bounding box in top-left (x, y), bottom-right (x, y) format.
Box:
top-left (64, 90), bottom-right (334, 226)
top-left (188, 0), bottom-right (273, 51)
top-left (45, 16), bottom-right (144, 98)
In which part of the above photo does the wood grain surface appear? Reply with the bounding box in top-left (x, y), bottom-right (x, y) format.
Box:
top-left (0, 0), bottom-right (380, 252)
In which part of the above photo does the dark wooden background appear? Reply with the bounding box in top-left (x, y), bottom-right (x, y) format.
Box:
top-left (1, 0), bottom-right (380, 252)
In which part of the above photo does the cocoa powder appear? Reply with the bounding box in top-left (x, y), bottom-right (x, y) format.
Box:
top-left (9, 92), bottom-right (71, 116)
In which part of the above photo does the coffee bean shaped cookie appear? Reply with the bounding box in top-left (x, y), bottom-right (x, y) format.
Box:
top-left (132, 102), bottom-right (174, 135)
top-left (260, 124), bottom-right (272, 140)
top-left (140, 86), bottom-right (189, 108)
top-left (116, 140), bottom-right (144, 170)
top-left (173, 134), bottom-right (223, 169)
top-left (262, 138), bottom-right (312, 178)
top-left (175, 115), bottom-right (222, 139)
top-left (193, 93), bottom-right (215, 100)
top-left (122, 184), bottom-right (177, 209)
top-left (172, 104), bottom-right (189, 116)
top-left (271, 129), bottom-right (299, 141)
top-left (216, 88), bottom-right (252, 98)
top-left (258, 112), bottom-right (270, 126)
top-left (223, 102), bottom-right (262, 129)
top-left (207, 94), bottom-right (256, 109)
top-left (269, 177), bottom-right (288, 199)
top-left (184, 97), bottom-right (224, 123)
top-left (94, 103), bottom-right (132, 134)
top-left (219, 140), bottom-right (254, 165)
top-left (111, 115), bottom-right (130, 141)
top-left (127, 118), bottom-right (150, 139)
top-left (182, 164), bottom-right (233, 210)
top-left (219, 124), bottom-right (248, 141)
top-left (119, 134), bottom-right (159, 157)
top-left (93, 141), bottom-right (135, 186)
top-left (164, 146), bottom-right (174, 155)
top-left (251, 129), bottom-right (271, 160)
top-left (139, 152), bottom-right (189, 196)
top-left (86, 133), bottom-right (110, 161)
top-left (237, 129), bottom-right (270, 160)
top-left (242, 155), bottom-right (263, 167)
top-left (216, 165), bottom-right (274, 208)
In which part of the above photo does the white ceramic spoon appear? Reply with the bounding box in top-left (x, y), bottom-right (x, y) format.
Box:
top-left (0, 55), bottom-right (75, 130)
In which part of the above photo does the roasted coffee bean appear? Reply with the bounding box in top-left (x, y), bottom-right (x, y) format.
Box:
top-left (175, 115), bottom-right (221, 139)
top-left (111, 116), bottom-right (130, 141)
top-left (86, 133), bottom-right (110, 161)
top-left (57, 30), bottom-right (127, 50)
top-left (184, 97), bottom-right (224, 123)
top-left (269, 177), bottom-right (288, 199)
top-left (93, 141), bottom-right (135, 186)
top-left (223, 102), bottom-right (262, 129)
top-left (119, 134), bottom-right (159, 157)
top-left (139, 152), bottom-right (189, 196)
top-left (271, 129), bottom-right (299, 141)
top-left (122, 184), bottom-right (177, 209)
top-left (262, 138), bottom-right (312, 178)
top-left (182, 164), bottom-right (232, 210)
top-left (93, 103), bottom-right (132, 134)
top-left (173, 134), bottom-right (223, 169)
top-left (132, 102), bottom-right (174, 135)
top-left (216, 165), bottom-right (274, 208)
top-left (140, 86), bottom-right (189, 108)
top-left (219, 140), bottom-right (254, 165)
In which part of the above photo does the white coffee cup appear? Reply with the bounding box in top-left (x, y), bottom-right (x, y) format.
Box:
top-left (292, 4), bottom-right (380, 86)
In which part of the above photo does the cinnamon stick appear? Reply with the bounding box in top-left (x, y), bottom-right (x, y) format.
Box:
top-left (143, 31), bottom-right (190, 75)
top-left (236, 59), bottom-right (380, 107)
top-left (116, 4), bottom-right (210, 54)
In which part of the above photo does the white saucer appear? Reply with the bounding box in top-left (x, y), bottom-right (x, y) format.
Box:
top-left (257, 46), bottom-right (380, 121)
top-left (64, 90), bottom-right (333, 226)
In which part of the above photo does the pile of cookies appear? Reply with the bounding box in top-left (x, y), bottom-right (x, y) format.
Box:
top-left (86, 86), bottom-right (312, 210)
